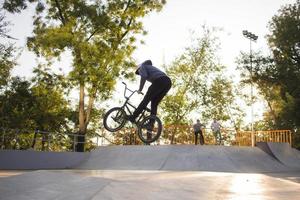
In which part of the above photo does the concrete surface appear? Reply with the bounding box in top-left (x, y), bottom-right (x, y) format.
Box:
top-left (2, 144), bottom-right (300, 172)
top-left (1, 170), bottom-right (300, 200)
top-left (0, 150), bottom-right (88, 169)
top-left (257, 142), bottom-right (300, 169)
top-left (1, 144), bottom-right (300, 199)
top-left (78, 145), bottom-right (291, 172)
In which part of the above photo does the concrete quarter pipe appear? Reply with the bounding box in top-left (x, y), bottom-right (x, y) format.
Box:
top-left (1, 144), bottom-right (299, 172)
top-left (256, 142), bottom-right (300, 169)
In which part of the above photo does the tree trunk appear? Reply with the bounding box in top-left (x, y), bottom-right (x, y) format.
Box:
top-left (76, 82), bottom-right (86, 152)
top-left (76, 84), bottom-right (97, 152)
top-left (85, 91), bottom-right (96, 128)
top-left (171, 126), bottom-right (178, 144)
top-left (266, 99), bottom-right (278, 126)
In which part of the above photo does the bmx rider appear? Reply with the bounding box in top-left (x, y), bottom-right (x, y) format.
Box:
top-left (128, 60), bottom-right (172, 125)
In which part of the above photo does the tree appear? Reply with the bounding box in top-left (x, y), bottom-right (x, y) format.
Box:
top-left (267, 0), bottom-right (300, 129)
top-left (30, 66), bottom-right (71, 132)
top-left (163, 28), bottom-right (221, 117)
top-left (203, 76), bottom-right (243, 128)
top-left (0, 8), bottom-right (16, 89)
top-left (0, 77), bottom-right (35, 129)
top-left (0, 67), bottom-right (73, 150)
top-left (4, 0), bottom-right (166, 151)
top-left (0, 67), bottom-right (71, 130)
top-left (161, 27), bottom-right (239, 143)
top-left (237, 1), bottom-right (300, 147)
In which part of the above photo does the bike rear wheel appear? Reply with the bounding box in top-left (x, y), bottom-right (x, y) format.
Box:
top-left (103, 107), bottom-right (127, 132)
top-left (137, 115), bottom-right (162, 144)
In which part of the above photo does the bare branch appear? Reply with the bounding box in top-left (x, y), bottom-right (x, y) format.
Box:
top-left (86, 29), bottom-right (98, 42)
top-left (123, 0), bottom-right (132, 14)
top-left (54, 0), bottom-right (66, 25)
top-left (119, 17), bottom-right (133, 42)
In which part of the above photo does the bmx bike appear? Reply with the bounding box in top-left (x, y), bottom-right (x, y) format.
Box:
top-left (103, 82), bottom-right (162, 144)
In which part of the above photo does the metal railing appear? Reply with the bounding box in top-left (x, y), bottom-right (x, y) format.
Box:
top-left (0, 128), bottom-right (114, 152)
top-left (110, 125), bottom-right (293, 146)
top-left (158, 125), bottom-right (237, 145)
top-left (0, 127), bottom-right (293, 151)
top-left (236, 130), bottom-right (292, 146)
top-left (109, 125), bottom-right (241, 146)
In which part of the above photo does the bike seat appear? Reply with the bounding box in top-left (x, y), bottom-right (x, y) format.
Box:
top-left (145, 107), bottom-right (151, 112)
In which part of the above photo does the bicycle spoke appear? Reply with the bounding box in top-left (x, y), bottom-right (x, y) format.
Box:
top-left (138, 115), bottom-right (162, 144)
top-left (103, 107), bottom-right (126, 132)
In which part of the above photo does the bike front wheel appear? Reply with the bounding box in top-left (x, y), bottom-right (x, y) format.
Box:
top-left (137, 115), bottom-right (162, 144)
top-left (103, 107), bottom-right (127, 132)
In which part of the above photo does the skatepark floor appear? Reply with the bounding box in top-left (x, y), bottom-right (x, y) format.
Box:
top-left (1, 143), bottom-right (300, 199)
top-left (1, 169), bottom-right (300, 200)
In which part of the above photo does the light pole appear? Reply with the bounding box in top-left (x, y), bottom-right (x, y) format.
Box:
top-left (242, 30), bottom-right (258, 147)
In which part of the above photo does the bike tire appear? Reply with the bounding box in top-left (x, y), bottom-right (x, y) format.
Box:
top-left (137, 115), bottom-right (162, 144)
top-left (103, 107), bottom-right (127, 132)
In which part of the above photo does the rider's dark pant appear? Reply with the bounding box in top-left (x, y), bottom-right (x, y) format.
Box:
top-left (132, 76), bottom-right (172, 119)
top-left (195, 130), bottom-right (204, 145)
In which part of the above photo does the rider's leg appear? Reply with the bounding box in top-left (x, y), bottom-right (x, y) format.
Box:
top-left (194, 132), bottom-right (198, 145)
top-left (131, 77), bottom-right (170, 121)
top-left (213, 131), bottom-right (218, 145)
top-left (150, 77), bottom-right (171, 116)
top-left (199, 130), bottom-right (205, 145)
top-left (146, 81), bottom-right (171, 129)
top-left (130, 83), bottom-right (161, 121)
top-left (217, 130), bottom-right (221, 145)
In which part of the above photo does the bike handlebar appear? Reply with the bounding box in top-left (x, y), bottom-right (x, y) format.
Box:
top-left (122, 82), bottom-right (143, 99)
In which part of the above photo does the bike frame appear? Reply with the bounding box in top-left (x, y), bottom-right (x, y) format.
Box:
top-left (120, 82), bottom-right (149, 124)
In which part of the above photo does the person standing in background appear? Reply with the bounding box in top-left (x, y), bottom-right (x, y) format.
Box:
top-left (193, 119), bottom-right (205, 145)
top-left (211, 118), bottom-right (222, 145)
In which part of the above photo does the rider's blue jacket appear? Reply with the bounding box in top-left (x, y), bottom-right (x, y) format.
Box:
top-left (137, 63), bottom-right (167, 91)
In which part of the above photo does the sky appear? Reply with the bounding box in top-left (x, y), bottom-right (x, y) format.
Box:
top-left (3, 0), bottom-right (296, 125)
top-left (5, 0), bottom-right (295, 76)
top-left (134, 0), bottom-right (294, 68)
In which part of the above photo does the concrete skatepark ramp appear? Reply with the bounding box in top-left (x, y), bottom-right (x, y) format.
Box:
top-left (1, 144), bottom-right (300, 200)
top-left (1, 144), bottom-right (300, 172)
top-left (78, 145), bottom-right (290, 172)
top-left (256, 142), bottom-right (300, 169)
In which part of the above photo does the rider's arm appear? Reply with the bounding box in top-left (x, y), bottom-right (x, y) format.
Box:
top-left (139, 77), bottom-right (146, 92)
top-left (138, 65), bottom-right (148, 92)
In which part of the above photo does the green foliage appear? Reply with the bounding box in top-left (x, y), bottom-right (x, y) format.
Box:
top-left (202, 76), bottom-right (233, 121)
top-left (4, 1), bottom-right (166, 149)
top-left (161, 27), bottom-right (241, 143)
top-left (0, 44), bottom-right (15, 88)
top-left (15, 0), bottom-right (166, 95)
top-left (267, 0), bottom-right (300, 128)
top-left (163, 27), bottom-right (220, 123)
top-left (0, 67), bottom-right (71, 131)
top-left (237, 1), bottom-right (300, 147)
top-left (0, 9), bottom-right (16, 89)
top-left (0, 77), bottom-right (35, 129)
top-left (162, 89), bottom-right (193, 125)
top-left (162, 27), bottom-right (240, 125)
top-left (30, 66), bottom-right (72, 131)
top-left (3, 0), bottom-right (38, 13)
top-left (0, 66), bottom-right (75, 150)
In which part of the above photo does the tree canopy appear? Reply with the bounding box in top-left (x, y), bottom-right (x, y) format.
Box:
top-left (4, 0), bottom-right (166, 151)
top-left (0, 8), bottom-right (16, 89)
top-left (1, 0), bottom-right (299, 149)
top-left (237, 0), bottom-right (300, 147)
